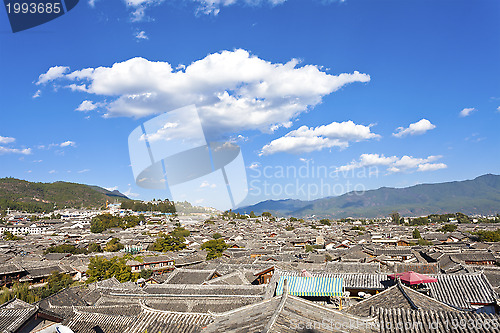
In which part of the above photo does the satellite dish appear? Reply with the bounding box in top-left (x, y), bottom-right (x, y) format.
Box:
top-left (56, 325), bottom-right (75, 333)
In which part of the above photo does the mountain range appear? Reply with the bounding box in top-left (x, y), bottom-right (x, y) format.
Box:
top-left (236, 174), bottom-right (500, 218)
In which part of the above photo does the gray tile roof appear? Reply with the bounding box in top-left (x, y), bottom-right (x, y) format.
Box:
top-left (347, 282), bottom-right (459, 317)
top-left (203, 292), bottom-right (377, 333)
top-left (375, 307), bottom-right (500, 333)
top-left (0, 298), bottom-right (38, 333)
top-left (428, 273), bottom-right (498, 309)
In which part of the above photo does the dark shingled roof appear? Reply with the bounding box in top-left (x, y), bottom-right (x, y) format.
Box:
top-left (63, 304), bottom-right (213, 333)
top-left (64, 310), bottom-right (137, 333)
top-left (0, 298), bottom-right (38, 333)
top-left (347, 281), bottom-right (459, 317)
top-left (203, 292), bottom-right (377, 332)
top-left (375, 307), bottom-right (500, 333)
top-left (428, 273), bottom-right (498, 309)
top-left (163, 269), bottom-right (218, 285)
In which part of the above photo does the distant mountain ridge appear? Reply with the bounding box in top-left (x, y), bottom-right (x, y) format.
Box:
top-left (0, 178), bottom-right (130, 213)
top-left (236, 174), bottom-right (500, 218)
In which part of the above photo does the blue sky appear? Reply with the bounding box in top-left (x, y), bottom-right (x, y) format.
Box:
top-left (0, 0), bottom-right (499, 209)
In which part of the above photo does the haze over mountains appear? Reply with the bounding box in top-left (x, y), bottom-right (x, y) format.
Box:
top-left (236, 174), bottom-right (500, 218)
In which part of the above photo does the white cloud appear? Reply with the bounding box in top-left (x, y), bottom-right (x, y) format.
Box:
top-left (40, 49), bottom-right (370, 137)
top-left (392, 118), bottom-right (436, 138)
top-left (417, 163), bottom-right (447, 172)
top-left (248, 162), bottom-right (260, 169)
top-left (0, 136), bottom-right (15, 144)
top-left (135, 30), bottom-right (148, 40)
top-left (67, 84), bottom-right (88, 92)
top-left (459, 107), bottom-right (476, 117)
top-left (36, 66), bottom-right (69, 85)
top-left (0, 147), bottom-right (31, 155)
top-left (105, 186), bottom-right (119, 191)
top-left (497, 106), bottom-right (500, 113)
top-left (88, 0), bottom-right (99, 7)
top-left (260, 120), bottom-right (379, 155)
top-left (32, 90), bottom-right (41, 98)
top-left (193, 0), bottom-right (286, 15)
top-left (123, 0), bottom-right (164, 21)
top-left (123, 188), bottom-right (140, 198)
top-left (78, 169), bottom-right (90, 173)
top-left (338, 153), bottom-right (446, 173)
top-left (200, 181), bottom-right (216, 188)
top-left (76, 100), bottom-right (100, 112)
top-left (49, 170), bottom-right (56, 174)
top-left (59, 141), bottom-right (76, 147)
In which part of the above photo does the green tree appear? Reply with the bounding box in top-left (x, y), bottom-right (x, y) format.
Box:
top-left (86, 256), bottom-right (133, 283)
top-left (473, 229), bottom-right (500, 242)
top-left (437, 224), bottom-right (457, 233)
top-left (390, 212), bottom-right (400, 224)
top-left (87, 242), bottom-right (102, 253)
top-left (170, 227), bottom-right (190, 238)
top-left (418, 238), bottom-right (433, 246)
top-left (139, 269), bottom-right (153, 279)
top-left (45, 243), bottom-right (87, 255)
top-left (90, 217), bottom-right (105, 233)
top-left (319, 219), bottom-right (331, 226)
top-left (261, 212), bottom-right (272, 218)
top-left (412, 228), bottom-right (421, 239)
top-left (3, 231), bottom-right (22, 241)
top-left (152, 233), bottom-right (186, 252)
top-left (249, 211), bottom-right (256, 218)
top-left (104, 238), bottom-right (124, 252)
top-left (212, 233), bottom-right (223, 239)
top-left (201, 239), bottom-right (229, 260)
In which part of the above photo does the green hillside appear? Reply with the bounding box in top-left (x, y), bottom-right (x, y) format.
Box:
top-left (0, 178), bottom-right (130, 213)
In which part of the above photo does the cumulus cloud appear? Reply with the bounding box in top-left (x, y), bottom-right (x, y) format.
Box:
top-left (338, 153), bottom-right (446, 173)
top-left (417, 163), bottom-right (447, 172)
top-left (497, 106), bottom-right (500, 113)
top-left (76, 100), bottom-right (101, 112)
top-left (0, 136), bottom-right (15, 144)
top-left (135, 30), bottom-right (148, 40)
top-left (260, 120), bottom-right (379, 155)
top-left (0, 136), bottom-right (31, 155)
top-left (32, 90), bottom-right (41, 98)
top-left (392, 118), bottom-right (436, 138)
top-left (36, 66), bottom-right (69, 85)
top-left (37, 49), bottom-right (370, 137)
top-left (248, 162), bottom-right (260, 169)
top-left (59, 141), bottom-right (76, 147)
top-left (0, 147), bottom-right (31, 155)
top-left (200, 181), bottom-right (216, 188)
top-left (459, 107), bottom-right (476, 117)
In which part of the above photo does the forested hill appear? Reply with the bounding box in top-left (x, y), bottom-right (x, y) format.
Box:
top-left (236, 174), bottom-right (500, 218)
top-left (0, 178), bottom-right (129, 213)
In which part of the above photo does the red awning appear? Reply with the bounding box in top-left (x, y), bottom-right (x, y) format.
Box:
top-left (388, 271), bottom-right (437, 285)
